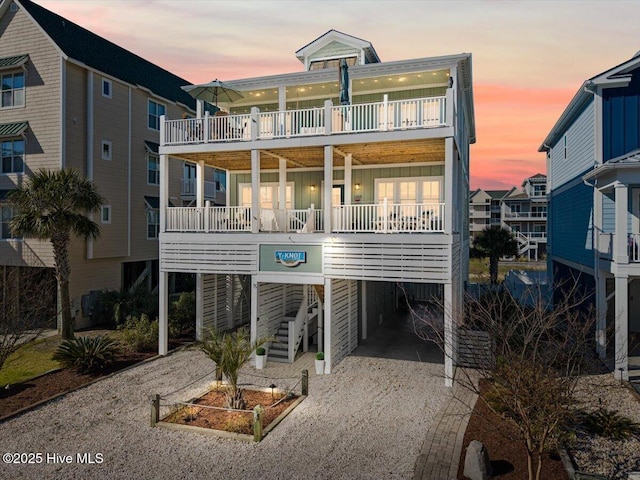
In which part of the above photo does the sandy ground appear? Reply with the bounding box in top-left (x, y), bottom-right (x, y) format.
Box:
top-left (0, 348), bottom-right (449, 480)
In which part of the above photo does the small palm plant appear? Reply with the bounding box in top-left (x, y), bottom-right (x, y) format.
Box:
top-left (53, 335), bottom-right (119, 374)
top-left (200, 327), bottom-right (270, 409)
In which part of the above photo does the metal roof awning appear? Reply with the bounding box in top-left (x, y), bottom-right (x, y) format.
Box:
top-left (144, 140), bottom-right (159, 154)
top-left (0, 54), bottom-right (28, 71)
top-left (0, 121), bottom-right (28, 138)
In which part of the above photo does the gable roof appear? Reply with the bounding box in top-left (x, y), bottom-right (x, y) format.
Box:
top-left (295, 29), bottom-right (380, 65)
top-left (16, 0), bottom-right (195, 109)
top-left (539, 53), bottom-right (640, 152)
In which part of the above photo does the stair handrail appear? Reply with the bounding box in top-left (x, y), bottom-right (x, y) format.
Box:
top-left (288, 288), bottom-right (309, 362)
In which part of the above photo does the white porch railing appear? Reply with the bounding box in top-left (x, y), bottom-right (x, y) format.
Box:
top-left (164, 203), bottom-right (445, 234)
top-left (332, 201), bottom-right (445, 233)
top-left (597, 233), bottom-right (640, 263)
top-left (163, 95), bottom-right (446, 145)
top-left (166, 206), bottom-right (251, 232)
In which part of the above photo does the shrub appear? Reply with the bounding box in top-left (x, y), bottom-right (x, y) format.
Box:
top-left (119, 314), bottom-right (158, 352)
top-left (95, 283), bottom-right (159, 327)
top-left (256, 347), bottom-right (266, 356)
top-left (579, 407), bottom-right (640, 440)
top-left (315, 352), bottom-right (324, 361)
top-left (53, 336), bottom-right (119, 374)
top-left (169, 291), bottom-right (195, 338)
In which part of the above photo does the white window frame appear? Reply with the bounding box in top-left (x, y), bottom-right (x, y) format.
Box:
top-left (238, 182), bottom-right (294, 209)
top-left (146, 208), bottom-right (160, 239)
top-left (102, 78), bottom-right (112, 98)
top-left (374, 176), bottom-right (443, 204)
top-left (1, 138), bottom-right (25, 174)
top-left (0, 71), bottom-right (25, 109)
top-left (147, 152), bottom-right (159, 185)
top-left (101, 140), bottom-right (112, 161)
top-left (100, 205), bottom-right (111, 224)
top-left (148, 99), bottom-right (166, 131)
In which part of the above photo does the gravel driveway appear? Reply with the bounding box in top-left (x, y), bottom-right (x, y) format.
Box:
top-left (0, 348), bottom-right (449, 480)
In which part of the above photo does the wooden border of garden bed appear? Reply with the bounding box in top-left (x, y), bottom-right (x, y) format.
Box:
top-left (156, 385), bottom-right (307, 442)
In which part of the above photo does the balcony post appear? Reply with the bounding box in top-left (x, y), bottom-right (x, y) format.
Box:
top-left (204, 200), bottom-right (210, 232)
top-left (323, 145), bottom-right (333, 233)
top-left (614, 182), bottom-right (629, 264)
top-left (324, 100), bottom-right (332, 135)
top-left (159, 153), bottom-right (168, 234)
top-left (251, 149), bottom-right (260, 233)
top-left (445, 87), bottom-right (454, 126)
top-left (383, 197), bottom-right (389, 232)
top-left (159, 114), bottom-right (165, 147)
top-left (344, 154), bottom-right (352, 206)
top-left (196, 161), bottom-right (205, 208)
top-left (382, 94), bottom-right (388, 131)
top-left (250, 107), bottom-right (259, 141)
top-left (203, 111), bottom-right (210, 143)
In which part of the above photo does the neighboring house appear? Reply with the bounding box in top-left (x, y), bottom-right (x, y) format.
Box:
top-left (0, 0), bottom-right (223, 328)
top-left (158, 30), bottom-right (476, 385)
top-left (541, 51), bottom-right (640, 381)
top-left (469, 188), bottom-right (507, 236)
top-left (501, 173), bottom-right (547, 260)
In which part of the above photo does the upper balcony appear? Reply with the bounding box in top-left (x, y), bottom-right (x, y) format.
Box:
top-left (503, 211), bottom-right (547, 220)
top-left (162, 95), bottom-right (447, 147)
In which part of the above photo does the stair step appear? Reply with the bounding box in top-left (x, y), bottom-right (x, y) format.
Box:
top-left (269, 356), bottom-right (292, 364)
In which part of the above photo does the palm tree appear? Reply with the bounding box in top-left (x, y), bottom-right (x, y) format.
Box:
top-left (200, 327), bottom-right (271, 409)
top-left (9, 169), bottom-right (104, 339)
top-left (473, 225), bottom-right (519, 285)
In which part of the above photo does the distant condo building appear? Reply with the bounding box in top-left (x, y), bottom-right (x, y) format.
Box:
top-left (470, 173), bottom-right (547, 260)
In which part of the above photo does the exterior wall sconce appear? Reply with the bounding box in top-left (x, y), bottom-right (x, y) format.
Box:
top-left (310, 184), bottom-right (316, 192)
top-left (354, 183), bottom-right (361, 190)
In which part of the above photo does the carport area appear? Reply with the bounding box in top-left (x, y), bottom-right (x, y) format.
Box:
top-left (352, 280), bottom-right (444, 365)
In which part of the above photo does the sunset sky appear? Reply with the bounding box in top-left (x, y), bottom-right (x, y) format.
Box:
top-left (37, 0), bottom-right (640, 190)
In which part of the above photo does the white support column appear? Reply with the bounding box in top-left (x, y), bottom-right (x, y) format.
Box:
top-left (195, 273), bottom-right (204, 341)
top-left (614, 274), bottom-right (629, 381)
top-left (444, 137), bottom-right (454, 234)
top-left (344, 153), bottom-right (352, 206)
top-left (323, 278), bottom-right (332, 374)
top-left (158, 271), bottom-right (169, 356)
top-left (317, 295), bottom-right (324, 353)
top-left (250, 276), bottom-right (259, 350)
top-left (279, 158), bottom-right (287, 209)
top-left (596, 270), bottom-right (607, 359)
top-left (251, 150), bottom-right (260, 233)
top-left (196, 161), bottom-right (205, 208)
top-left (159, 152), bottom-right (169, 234)
top-left (361, 281), bottom-right (367, 340)
top-left (196, 99), bottom-right (204, 118)
top-left (614, 182), bottom-right (629, 264)
top-left (443, 282), bottom-right (454, 387)
top-left (324, 145), bottom-right (333, 233)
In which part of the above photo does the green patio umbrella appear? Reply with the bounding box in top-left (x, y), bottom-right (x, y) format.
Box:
top-left (182, 79), bottom-right (244, 107)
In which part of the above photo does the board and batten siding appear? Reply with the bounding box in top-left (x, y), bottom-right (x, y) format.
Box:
top-left (308, 41), bottom-right (360, 63)
top-left (202, 273), bottom-right (229, 332)
top-left (548, 99), bottom-right (595, 192)
top-left (603, 66), bottom-right (640, 161)
top-left (330, 279), bottom-right (358, 367)
top-left (229, 163), bottom-right (444, 208)
top-left (548, 179), bottom-right (594, 268)
top-left (0, 5), bottom-right (63, 267)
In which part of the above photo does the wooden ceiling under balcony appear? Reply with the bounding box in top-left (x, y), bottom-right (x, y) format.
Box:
top-left (175, 138), bottom-right (445, 171)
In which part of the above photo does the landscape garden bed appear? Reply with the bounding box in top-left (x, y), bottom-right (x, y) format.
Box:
top-left (157, 383), bottom-right (306, 442)
top-left (0, 349), bottom-right (155, 420)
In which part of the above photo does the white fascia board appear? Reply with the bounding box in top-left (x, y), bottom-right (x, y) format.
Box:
top-left (295, 30), bottom-right (372, 61)
top-left (538, 83), bottom-right (592, 152)
top-left (223, 54), bottom-right (469, 91)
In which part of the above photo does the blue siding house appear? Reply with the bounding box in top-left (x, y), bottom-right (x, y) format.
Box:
top-left (541, 52), bottom-right (640, 381)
